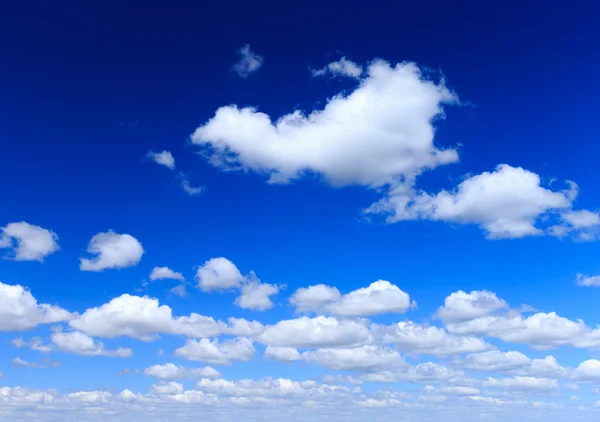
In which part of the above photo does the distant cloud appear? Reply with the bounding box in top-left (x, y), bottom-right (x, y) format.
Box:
top-left (576, 273), bottom-right (600, 287)
top-left (51, 331), bottom-right (132, 358)
top-left (231, 44), bottom-right (263, 78)
top-left (80, 231), bottom-right (144, 272)
top-left (311, 57), bottom-right (363, 79)
top-left (181, 178), bottom-right (205, 196)
top-left (0, 222), bottom-right (59, 262)
top-left (150, 267), bottom-right (184, 281)
top-left (147, 150), bottom-right (175, 170)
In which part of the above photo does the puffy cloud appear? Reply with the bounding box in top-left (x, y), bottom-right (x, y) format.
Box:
top-left (65, 390), bottom-right (112, 403)
top-left (192, 60), bottom-right (458, 188)
top-left (263, 346), bottom-right (301, 363)
top-left (357, 362), bottom-right (465, 384)
top-left (311, 57), bottom-right (363, 79)
top-left (483, 376), bottom-right (560, 391)
top-left (459, 351), bottom-right (565, 377)
top-left (51, 331), bottom-right (132, 357)
top-left (195, 257), bottom-right (245, 291)
top-left (373, 321), bottom-right (492, 356)
top-left (290, 280), bottom-right (414, 317)
top-left (369, 165), bottom-right (585, 239)
top-left (149, 267), bottom-right (184, 281)
top-left (144, 363), bottom-right (220, 380)
top-left (561, 210), bottom-right (600, 228)
top-left (174, 337), bottom-right (256, 364)
top-left (80, 231), bottom-right (144, 271)
top-left (69, 294), bottom-right (226, 340)
top-left (576, 273), bottom-right (600, 287)
top-left (169, 284), bottom-right (187, 297)
top-left (0, 282), bottom-right (72, 331)
top-left (301, 345), bottom-right (405, 371)
top-left (571, 360), bottom-right (600, 381)
top-left (0, 222), bottom-right (59, 261)
top-left (149, 381), bottom-right (184, 395)
top-left (259, 316), bottom-right (372, 348)
top-left (235, 279), bottom-right (279, 311)
top-left (147, 150), bottom-right (175, 170)
top-left (437, 290), bottom-right (507, 324)
top-left (231, 44), bottom-right (263, 78)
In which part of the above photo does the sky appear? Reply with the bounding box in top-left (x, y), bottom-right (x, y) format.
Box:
top-left (1, 1), bottom-right (600, 421)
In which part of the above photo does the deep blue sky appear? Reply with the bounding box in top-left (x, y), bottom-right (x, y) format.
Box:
top-left (1, 1), bottom-right (600, 420)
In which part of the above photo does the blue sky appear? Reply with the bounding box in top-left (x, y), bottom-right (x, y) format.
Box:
top-left (1, 1), bottom-right (600, 421)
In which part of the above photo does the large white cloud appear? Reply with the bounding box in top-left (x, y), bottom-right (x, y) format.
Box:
top-left (0, 222), bottom-right (59, 261)
top-left (571, 359), bottom-right (600, 381)
top-left (369, 164), bottom-right (584, 239)
top-left (192, 59), bottom-right (458, 188)
top-left (80, 231), bottom-right (144, 271)
top-left (373, 321), bottom-right (492, 356)
top-left (51, 331), bottom-right (132, 357)
top-left (174, 337), bottom-right (256, 364)
top-left (437, 290), bottom-right (508, 324)
top-left (259, 316), bottom-right (372, 348)
top-left (0, 282), bottom-right (72, 331)
top-left (290, 280), bottom-right (414, 317)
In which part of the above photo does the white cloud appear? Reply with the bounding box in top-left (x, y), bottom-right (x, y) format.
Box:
top-left (195, 257), bottom-right (245, 291)
top-left (147, 150), bottom-right (175, 170)
top-left (301, 345), bottom-right (405, 371)
top-left (11, 336), bottom-right (52, 352)
top-left (12, 357), bottom-right (58, 368)
top-left (561, 210), bottom-right (600, 228)
top-left (181, 178), bottom-right (205, 196)
top-left (437, 290), bottom-right (508, 324)
top-left (80, 231), bottom-right (144, 271)
top-left (231, 44), bottom-right (263, 78)
top-left (69, 294), bottom-right (227, 340)
top-left (150, 266), bottom-right (184, 281)
top-left (290, 280), bottom-right (414, 317)
top-left (373, 321), bottom-right (492, 356)
top-left (235, 279), bottom-right (279, 311)
top-left (459, 350), bottom-right (565, 377)
top-left (0, 282), bottom-right (72, 331)
top-left (571, 360), bottom-right (600, 381)
top-left (259, 316), bottom-right (371, 348)
top-left (370, 164), bottom-right (582, 239)
top-left (169, 284), bottom-right (187, 297)
top-left (263, 346), bottom-right (301, 363)
top-left (174, 337), bottom-right (256, 365)
top-left (192, 60), bottom-right (458, 188)
top-left (576, 273), bottom-right (600, 287)
top-left (51, 331), bottom-right (132, 357)
top-left (483, 376), bottom-right (559, 391)
top-left (144, 363), bottom-right (221, 380)
top-left (0, 222), bottom-right (59, 261)
top-left (150, 381), bottom-right (184, 395)
top-left (311, 57), bottom-right (363, 78)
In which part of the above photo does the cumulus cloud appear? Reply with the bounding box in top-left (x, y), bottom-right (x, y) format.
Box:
top-left (576, 273), bottom-right (600, 287)
top-left (192, 60), bottom-right (458, 188)
top-left (80, 231), bottom-right (144, 271)
top-left (483, 376), bottom-right (559, 391)
top-left (235, 279), bottom-right (279, 311)
top-left (437, 290), bottom-right (508, 324)
top-left (144, 363), bottom-right (221, 380)
top-left (263, 346), bottom-right (301, 363)
top-left (0, 222), bottom-right (59, 261)
top-left (571, 359), bottom-right (600, 381)
top-left (231, 44), bottom-right (263, 78)
top-left (459, 350), bottom-right (565, 377)
top-left (150, 266), bottom-right (185, 281)
top-left (301, 345), bottom-right (405, 371)
top-left (259, 316), bottom-right (371, 348)
top-left (195, 257), bottom-right (245, 291)
top-left (369, 164), bottom-right (584, 239)
top-left (311, 57), bottom-right (363, 78)
top-left (290, 280), bottom-right (414, 317)
top-left (0, 282), bottom-right (73, 331)
top-left (51, 331), bottom-right (132, 357)
top-left (147, 150), bottom-right (175, 170)
top-left (373, 321), bottom-right (492, 356)
top-left (174, 337), bottom-right (256, 365)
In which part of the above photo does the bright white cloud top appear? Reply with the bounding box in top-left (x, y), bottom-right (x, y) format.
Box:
top-left (80, 231), bottom-right (144, 271)
top-left (0, 222), bottom-right (59, 261)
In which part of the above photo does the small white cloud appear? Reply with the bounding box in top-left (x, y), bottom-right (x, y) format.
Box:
top-left (174, 337), bottom-right (256, 365)
top-left (231, 44), bottom-right (263, 78)
top-left (169, 285), bottom-right (187, 297)
top-left (235, 277), bottom-right (279, 311)
top-left (195, 257), bottom-right (245, 291)
top-left (311, 57), bottom-right (363, 79)
top-left (181, 178), bottom-right (205, 196)
top-left (576, 273), bottom-right (600, 287)
top-left (149, 267), bottom-right (184, 281)
top-left (0, 222), bottom-right (59, 262)
top-left (51, 331), bottom-right (132, 358)
top-left (437, 290), bottom-right (508, 324)
top-left (147, 150), bottom-right (175, 170)
top-left (0, 282), bottom-right (72, 331)
top-left (80, 231), bottom-right (144, 271)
